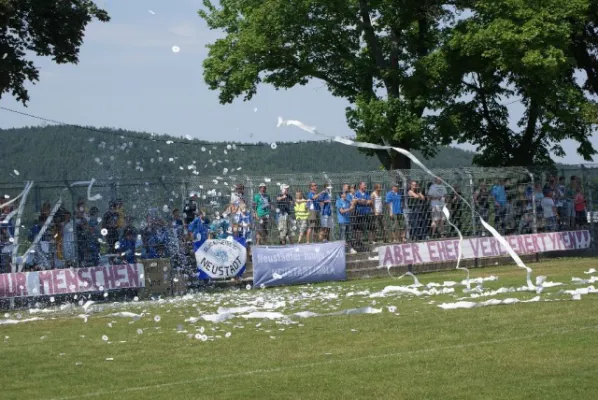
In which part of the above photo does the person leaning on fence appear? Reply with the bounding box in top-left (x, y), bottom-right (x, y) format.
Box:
top-left (294, 192), bottom-right (309, 244)
top-left (62, 211), bottom-right (76, 267)
top-left (491, 180), bottom-right (509, 234)
top-left (276, 184), bottom-right (294, 245)
top-left (385, 184), bottom-right (404, 243)
top-left (370, 184), bottom-right (384, 243)
top-left (574, 184), bottom-right (587, 229)
top-left (319, 185), bottom-right (333, 242)
top-left (541, 189), bottom-right (558, 232)
top-left (428, 177), bottom-right (447, 238)
top-left (253, 183), bottom-right (272, 245)
top-left (102, 200), bottom-right (120, 250)
top-left (565, 176), bottom-right (579, 229)
top-left (307, 182), bottom-right (325, 243)
top-left (353, 182), bottom-right (373, 250)
top-left (556, 176), bottom-right (567, 229)
top-left (336, 191), bottom-right (355, 252)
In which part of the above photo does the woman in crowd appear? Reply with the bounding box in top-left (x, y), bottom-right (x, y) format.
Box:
top-left (574, 184), bottom-right (587, 229)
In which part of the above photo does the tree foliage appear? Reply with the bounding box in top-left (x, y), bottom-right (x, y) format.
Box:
top-left (0, 0), bottom-right (109, 105)
top-left (198, 0), bottom-right (598, 169)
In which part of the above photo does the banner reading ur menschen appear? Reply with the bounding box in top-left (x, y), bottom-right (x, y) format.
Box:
top-left (252, 241), bottom-right (346, 288)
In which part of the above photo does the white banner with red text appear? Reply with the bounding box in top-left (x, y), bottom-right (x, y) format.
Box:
top-left (0, 264), bottom-right (145, 299)
top-left (379, 230), bottom-right (591, 268)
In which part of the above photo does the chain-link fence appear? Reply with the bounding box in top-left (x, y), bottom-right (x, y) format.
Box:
top-left (0, 166), bottom-right (596, 274)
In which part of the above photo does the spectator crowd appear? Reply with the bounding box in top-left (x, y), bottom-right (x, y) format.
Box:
top-left (0, 174), bottom-right (592, 273)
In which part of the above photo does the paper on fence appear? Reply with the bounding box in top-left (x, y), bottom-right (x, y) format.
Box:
top-left (277, 117), bottom-right (534, 289)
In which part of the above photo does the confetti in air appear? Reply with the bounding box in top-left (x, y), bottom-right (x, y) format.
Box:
top-left (277, 116), bottom-right (534, 288)
top-left (87, 178), bottom-right (102, 201)
top-left (172, 46), bottom-right (180, 53)
top-left (270, 143), bottom-right (277, 150)
top-left (13, 170), bottom-right (19, 176)
top-left (149, 10), bottom-right (155, 14)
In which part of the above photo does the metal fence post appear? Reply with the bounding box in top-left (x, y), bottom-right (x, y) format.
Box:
top-left (245, 175), bottom-right (254, 243)
top-left (181, 179), bottom-right (188, 211)
top-left (525, 170), bottom-right (538, 234)
top-left (110, 182), bottom-right (117, 202)
top-left (466, 172), bottom-right (477, 237)
top-left (395, 169), bottom-right (409, 241)
top-left (589, 185), bottom-right (595, 242)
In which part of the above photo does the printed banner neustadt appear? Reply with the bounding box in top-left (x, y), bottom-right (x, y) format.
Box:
top-left (253, 241), bottom-right (346, 287)
top-left (194, 238), bottom-right (247, 279)
top-left (378, 230), bottom-right (591, 267)
top-left (0, 264), bottom-right (145, 299)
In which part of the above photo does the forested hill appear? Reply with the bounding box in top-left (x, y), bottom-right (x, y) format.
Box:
top-left (0, 125), bottom-right (476, 182)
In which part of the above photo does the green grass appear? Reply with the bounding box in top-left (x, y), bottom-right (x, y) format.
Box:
top-left (1, 257), bottom-right (598, 400)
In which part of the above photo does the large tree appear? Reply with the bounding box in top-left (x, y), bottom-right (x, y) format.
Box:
top-left (199, 0), bottom-right (598, 169)
top-left (199, 0), bottom-right (449, 169)
top-left (430, 0), bottom-right (598, 166)
top-left (0, 0), bottom-right (109, 105)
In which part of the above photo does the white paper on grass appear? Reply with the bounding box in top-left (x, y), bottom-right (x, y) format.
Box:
top-left (370, 286), bottom-right (455, 298)
top-left (200, 313), bottom-right (235, 323)
top-left (572, 276), bottom-right (598, 284)
top-left (584, 268), bottom-right (597, 274)
top-left (327, 307), bottom-right (382, 316)
top-left (241, 312), bottom-right (286, 320)
top-left (216, 306), bottom-right (256, 314)
top-left (278, 116), bottom-right (535, 289)
top-left (438, 296), bottom-right (541, 309)
top-left (109, 311), bottom-right (141, 318)
top-left (0, 317), bottom-right (44, 325)
top-left (564, 286), bottom-right (597, 296)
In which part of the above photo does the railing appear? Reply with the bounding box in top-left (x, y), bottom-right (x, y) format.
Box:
top-left (0, 166), bottom-right (596, 274)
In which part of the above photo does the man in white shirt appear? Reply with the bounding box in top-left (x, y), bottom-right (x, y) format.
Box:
top-left (541, 189), bottom-right (558, 232)
top-left (428, 177), bottom-right (447, 238)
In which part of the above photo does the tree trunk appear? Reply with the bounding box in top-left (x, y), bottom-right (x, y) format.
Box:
top-left (375, 143), bottom-right (411, 170)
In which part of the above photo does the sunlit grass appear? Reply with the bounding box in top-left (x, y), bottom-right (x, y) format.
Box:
top-left (1, 258), bottom-right (597, 400)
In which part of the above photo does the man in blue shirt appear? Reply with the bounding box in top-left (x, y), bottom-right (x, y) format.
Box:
top-left (319, 186), bottom-right (333, 242)
top-left (306, 182), bottom-right (326, 243)
top-left (336, 191), bottom-right (355, 251)
top-left (385, 184), bottom-right (404, 243)
top-left (491, 179), bottom-right (508, 233)
top-left (353, 182), bottom-right (372, 249)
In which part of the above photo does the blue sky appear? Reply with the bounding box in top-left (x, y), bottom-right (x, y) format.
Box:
top-left (0, 0), bottom-right (596, 165)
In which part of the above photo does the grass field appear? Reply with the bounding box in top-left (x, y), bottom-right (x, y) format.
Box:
top-left (1, 257), bottom-right (598, 400)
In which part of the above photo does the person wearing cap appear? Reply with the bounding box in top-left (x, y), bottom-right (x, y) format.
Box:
top-left (276, 184), bottom-right (294, 245)
top-left (253, 183), bottom-right (272, 245)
